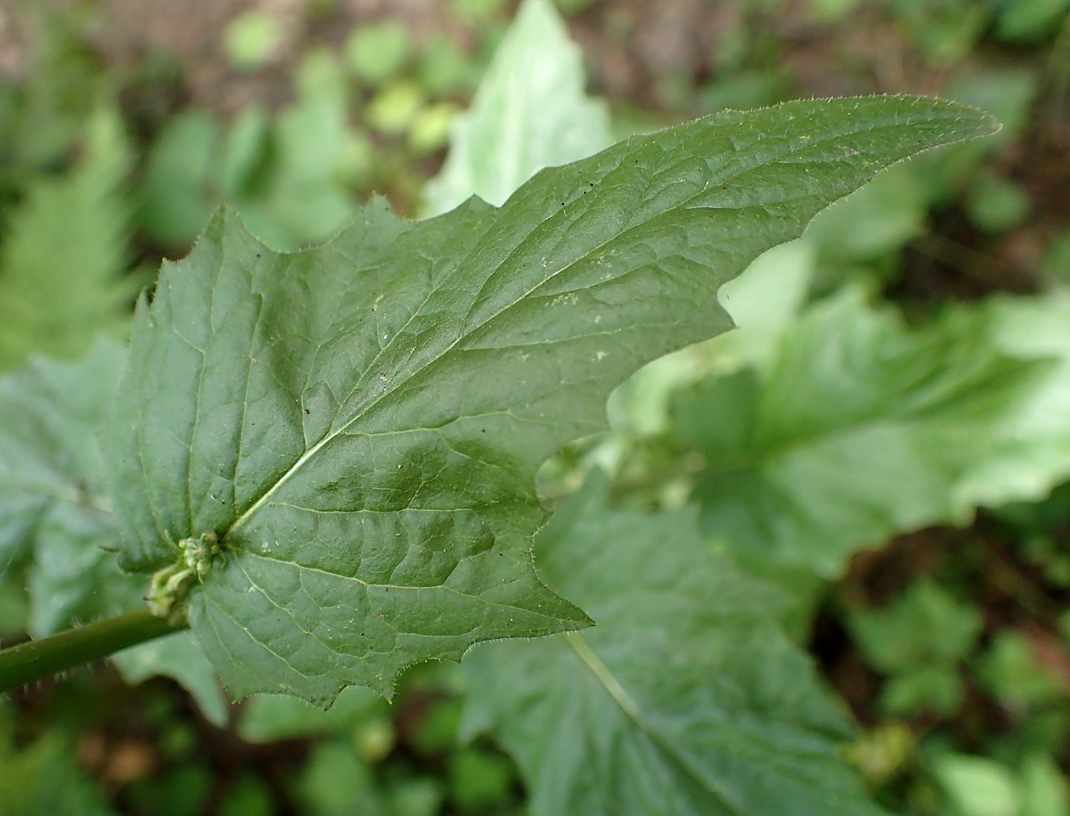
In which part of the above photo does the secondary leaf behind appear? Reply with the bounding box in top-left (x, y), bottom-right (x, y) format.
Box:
top-left (462, 478), bottom-right (885, 816)
top-left (0, 109), bottom-right (136, 370)
top-left (421, 0), bottom-right (612, 217)
top-left (670, 287), bottom-right (1069, 576)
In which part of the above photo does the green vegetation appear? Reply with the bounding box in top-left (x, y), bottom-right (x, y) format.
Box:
top-left (1, 1), bottom-right (1069, 814)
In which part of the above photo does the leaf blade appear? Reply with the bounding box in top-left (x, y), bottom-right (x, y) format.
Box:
top-left (672, 286), bottom-right (1068, 576)
top-left (101, 96), bottom-right (998, 703)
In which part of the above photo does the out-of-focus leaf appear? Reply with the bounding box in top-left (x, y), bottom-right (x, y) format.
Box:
top-left (0, 704), bottom-right (117, 816)
top-left (224, 11), bottom-right (285, 72)
top-left (448, 748), bottom-right (516, 812)
top-left (976, 630), bottom-right (1063, 709)
top-left (0, 345), bottom-right (226, 721)
top-left (1041, 230), bottom-right (1070, 285)
top-left (235, 56), bottom-right (357, 251)
top-left (139, 55), bottom-right (357, 253)
top-left (965, 169), bottom-right (1031, 233)
top-left (112, 632), bottom-right (230, 726)
top-left (994, 0), bottom-right (1070, 43)
top-left (916, 68), bottom-right (1036, 207)
top-left (982, 293), bottom-right (1070, 499)
top-left (218, 106), bottom-right (271, 200)
top-left (849, 580), bottom-right (982, 716)
top-left (364, 80), bottom-right (426, 135)
top-left (422, 0), bottom-right (612, 217)
top-left (670, 288), bottom-right (1070, 576)
top-left (0, 109), bottom-right (135, 369)
top-left (345, 20), bottom-right (412, 87)
top-left (890, 0), bottom-right (988, 63)
top-left (137, 111), bottom-right (219, 248)
top-left (804, 164), bottom-right (927, 277)
top-left (932, 754), bottom-right (1020, 816)
top-left (607, 240), bottom-right (815, 444)
top-left (0, 343), bottom-right (124, 576)
top-left (1020, 753), bottom-right (1070, 816)
top-left (295, 742), bottom-right (383, 816)
top-left (238, 685), bottom-right (384, 743)
top-left (851, 580), bottom-right (983, 671)
top-left (462, 478), bottom-right (883, 816)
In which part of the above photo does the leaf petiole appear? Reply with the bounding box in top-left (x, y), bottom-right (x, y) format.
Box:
top-left (0, 609), bottom-right (184, 695)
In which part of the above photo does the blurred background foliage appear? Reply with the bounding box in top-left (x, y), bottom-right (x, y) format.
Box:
top-left (1, 0), bottom-right (1070, 814)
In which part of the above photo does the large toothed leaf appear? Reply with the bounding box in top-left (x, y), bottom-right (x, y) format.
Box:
top-left (421, 0), bottom-right (612, 217)
top-left (100, 96), bottom-right (997, 705)
top-left (461, 477), bottom-right (884, 816)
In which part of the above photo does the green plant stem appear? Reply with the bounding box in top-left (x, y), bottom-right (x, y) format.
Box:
top-left (0, 609), bottom-right (184, 694)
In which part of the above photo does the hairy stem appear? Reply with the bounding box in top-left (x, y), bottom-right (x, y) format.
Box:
top-left (0, 609), bottom-right (185, 694)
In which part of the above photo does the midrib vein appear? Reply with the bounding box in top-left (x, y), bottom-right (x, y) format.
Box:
top-left (223, 117), bottom-right (910, 540)
top-left (564, 632), bottom-right (746, 815)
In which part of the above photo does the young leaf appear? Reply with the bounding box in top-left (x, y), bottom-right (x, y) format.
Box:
top-left (848, 579), bottom-right (982, 716)
top-left (100, 96), bottom-right (997, 705)
top-left (421, 0), bottom-right (612, 217)
top-left (670, 287), bottom-right (1067, 576)
top-left (462, 477), bottom-right (884, 816)
top-left (0, 345), bottom-right (226, 722)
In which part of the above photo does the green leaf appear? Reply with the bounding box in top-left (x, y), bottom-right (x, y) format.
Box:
top-left (139, 63), bottom-right (357, 254)
top-left (671, 287), bottom-right (1063, 576)
top-left (1020, 753), bottom-right (1070, 816)
top-left (345, 20), bottom-right (413, 87)
top-left (421, 0), bottom-right (612, 217)
top-left (804, 164), bottom-right (927, 262)
top-left (0, 108), bottom-right (136, 369)
top-left (224, 11), bottom-right (285, 72)
top-left (234, 72), bottom-right (357, 251)
top-left (295, 741), bottom-right (383, 815)
top-left (137, 111), bottom-right (219, 248)
top-left (0, 342), bottom-right (123, 576)
top-left (461, 477), bottom-right (883, 816)
top-left (879, 664), bottom-right (965, 717)
top-left (933, 754), bottom-right (1020, 816)
top-left (994, 0), bottom-right (1070, 42)
top-left (851, 579), bottom-right (983, 673)
top-left (112, 632), bottom-right (230, 726)
top-left (976, 630), bottom-right (1064, 709)
top-left (0, 345), bottom-right (226, 722)
top-left (100, 95), bottom-right (997, 704)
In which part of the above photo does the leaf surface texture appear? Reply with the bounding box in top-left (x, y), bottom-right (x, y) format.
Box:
top-left (100, 96), bottom-right (997, 702)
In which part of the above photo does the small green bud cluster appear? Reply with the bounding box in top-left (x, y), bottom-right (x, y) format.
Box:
top-left (147, 532), bottom-right (223, 623)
